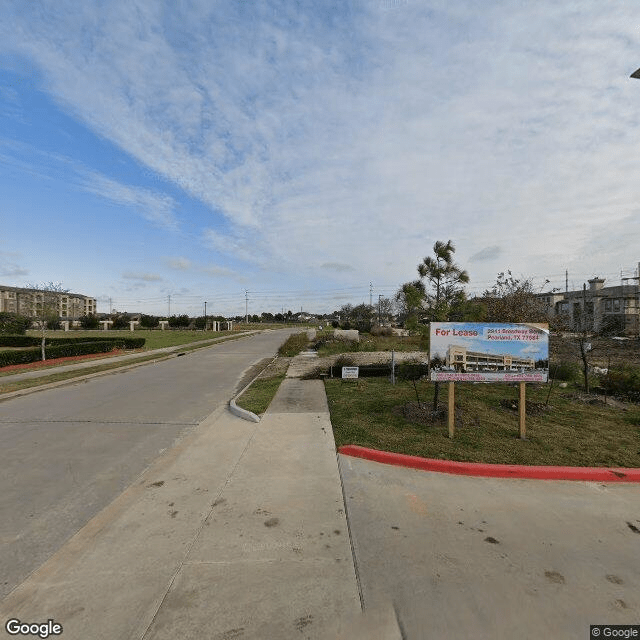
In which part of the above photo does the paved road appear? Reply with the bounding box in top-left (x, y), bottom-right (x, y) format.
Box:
top-left (0, 329), bottom-right (295, 599)
top-left (339, 455), bottom-right (640, 640)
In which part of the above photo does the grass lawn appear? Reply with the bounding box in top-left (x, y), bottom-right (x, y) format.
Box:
top-left (325, 377), bottom-right (640, 468)
top-left (235, 374), bottom-right (287, 415)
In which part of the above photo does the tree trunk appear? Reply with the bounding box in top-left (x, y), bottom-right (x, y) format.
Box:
top-left (432, 380), bottom-right (440, 412)
top-left (41, 331), bottom-right (46, 362)
top-left (580, 341), bottom-right (589, 393)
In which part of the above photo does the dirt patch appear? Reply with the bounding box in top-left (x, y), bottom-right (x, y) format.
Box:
top-left (392, 401), bottom-right (449, 426)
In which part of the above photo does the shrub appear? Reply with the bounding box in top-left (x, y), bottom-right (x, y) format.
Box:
top-left (552, 361), bottom-right (580, 382)
top-left (140, 314), bottom-right (159, 329)
top-left (111, 313), bottom-right (131, 330)
top-left (0, 312), bottom-right (31, 335)
top-left (599, 365), bottom-right (640, 402)
top-left (168, 314), bottom-right (190, 328)
top-left (0, 336), bottom-right (145, 367)
top-left (80, 314), bottom-right (100, 329)
top-left (370, 325), bottom-right (393, 337)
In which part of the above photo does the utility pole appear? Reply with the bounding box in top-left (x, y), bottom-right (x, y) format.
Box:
top-left (244, 290), bottom-right (249, 324)
top-left (168, 294), bottom-right (171, 317)
top-left (369, 282), bottom-right (373, 308)
top-left (378, 294), bottom-right (382, 325)
top-left (204, 301), bottom-right (207, 331)
top-left (565, 270), bottom-right (568, 294)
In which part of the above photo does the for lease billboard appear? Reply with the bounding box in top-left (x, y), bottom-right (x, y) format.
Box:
top-left (430, 322), bottom-right (549, 382)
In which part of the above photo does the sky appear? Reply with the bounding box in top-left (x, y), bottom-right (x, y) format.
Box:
top-left (1, 1), bottom-right (640, 317)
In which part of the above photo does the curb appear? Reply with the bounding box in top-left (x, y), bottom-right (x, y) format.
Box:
top-left (229, 397), bottom-right (260, 423)
top-left (228, 355), bottom-right (280, 423)
top-left (338, 445), bottom-right (640, 482)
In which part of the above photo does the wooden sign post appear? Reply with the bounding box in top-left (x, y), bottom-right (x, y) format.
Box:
top-left (519, 382), bottom-right (526, 439)
top-left (448, 381), bottom-right (455, 438)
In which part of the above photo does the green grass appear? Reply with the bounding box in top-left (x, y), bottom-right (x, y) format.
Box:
top-left (315, 333), bottom-right (426, 356)
top-left (278, 332), bottom-right (310, 357)
top-left (235, 374), bottom-right (286, 415)
top-left (325, 377), bottom-right (640, 468)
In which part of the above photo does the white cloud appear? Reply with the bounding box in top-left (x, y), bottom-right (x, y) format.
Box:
top-left (0, 251), bottom-right (28, 277)
top-left (122, 271), bottom-right (163, 282)
top-left (2, 1), bottom-right (640, 300)
top-left (165, 257), bottom-right (191, 271)
top-left (80, 172), bottom-right (178, 231)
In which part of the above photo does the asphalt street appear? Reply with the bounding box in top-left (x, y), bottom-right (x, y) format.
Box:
top-left (0, 329), bottom-right (294, 599)
top-left (339, 454), bottom-right (640, 640)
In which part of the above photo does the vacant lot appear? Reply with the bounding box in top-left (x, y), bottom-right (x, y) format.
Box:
top-left (326, 377), bottom-right (640, 468)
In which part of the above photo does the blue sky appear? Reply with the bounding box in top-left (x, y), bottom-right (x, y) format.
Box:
top-left (1, 1), bottom-right (640, 316)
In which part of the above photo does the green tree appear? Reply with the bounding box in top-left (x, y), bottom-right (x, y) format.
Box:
top-left (0, 312), bottom-right (31, 335)
top-left (139, 314), bottom-right (159, 329)
top-left (417, 240), bottom-right (469, 410)
top-left (417, 240), bottom-right (469, 322)
top-left (394, 280), bottom-right (426, 329)
top-left (80, 314), bottom-right (100, 329)
top-left (111, 312), bottom-right (131, 330)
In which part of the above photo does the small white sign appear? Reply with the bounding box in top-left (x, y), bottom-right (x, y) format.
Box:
top-left (342, 366), bottom-right (359, 379)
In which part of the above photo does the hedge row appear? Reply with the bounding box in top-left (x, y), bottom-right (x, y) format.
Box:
top-left (0, 338), bottom-right (146, 368)
top-left (0, 336), bottom-right (145, 348)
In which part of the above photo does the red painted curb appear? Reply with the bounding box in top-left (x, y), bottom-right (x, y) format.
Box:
top-left (338, 445), bottom-right (640, 482)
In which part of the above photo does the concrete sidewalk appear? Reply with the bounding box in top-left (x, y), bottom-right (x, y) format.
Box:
top-left (0, 376), bottom-right (393, 638)
top-left (0, 332), bottom-right (258, 385)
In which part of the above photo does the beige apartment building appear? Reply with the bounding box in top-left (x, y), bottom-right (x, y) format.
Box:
top-left (0, 285), bottom-right (96, 320)
top-left (446, 345), bottom-right (536, 372)
top-left (539, 265), bottom-right (640, 336)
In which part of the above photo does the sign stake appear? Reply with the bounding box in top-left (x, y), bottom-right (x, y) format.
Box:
top-left (519, 382), bottom-right (526, 439)
top-left (448, 381), bottom-right (455, 438)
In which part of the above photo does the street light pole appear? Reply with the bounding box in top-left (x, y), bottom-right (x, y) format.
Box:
top-left (204, 301), bottom-right (207, 331)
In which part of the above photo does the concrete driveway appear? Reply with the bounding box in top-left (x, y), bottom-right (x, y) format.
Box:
top-left (339, 455), bottom-right (640, 640)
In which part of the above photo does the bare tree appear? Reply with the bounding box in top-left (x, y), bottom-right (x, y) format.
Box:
top-left (27, 282), bottom-right (68, 361)
top-left (482, 271), bottom-right (550, 323)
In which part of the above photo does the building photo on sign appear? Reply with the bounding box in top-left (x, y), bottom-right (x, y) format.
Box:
top-left (430, 322), bottom-right (549, 383)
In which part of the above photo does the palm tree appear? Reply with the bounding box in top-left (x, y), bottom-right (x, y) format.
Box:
top-left (417, 240), bottom-right (469, 410)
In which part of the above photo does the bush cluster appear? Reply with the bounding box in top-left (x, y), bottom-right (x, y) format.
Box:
top-left (599, 365), bottom-right (640, 402)
top-left (0, 336), bottom-right (145, 367)
top-left (552, 361), bottom-right (580, 382)
top-left (0, 313), bottom-right (31, 335)
top-left (0, 336), bottom-right (145, 348)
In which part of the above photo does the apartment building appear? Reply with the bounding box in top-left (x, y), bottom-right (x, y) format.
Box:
top-left (0, 285), bottom-right (96, 320)
top-left (446, 345), bottom-right (536, 372)
top-left (539, 264), bottom-right (640, 336)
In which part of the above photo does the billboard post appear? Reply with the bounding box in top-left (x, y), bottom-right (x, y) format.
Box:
top-left (448, 381), bottom-right (455, 438)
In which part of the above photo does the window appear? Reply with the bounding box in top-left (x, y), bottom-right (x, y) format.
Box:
top-left (613, 299), bottom-right (621, 313)
top-left (604, 300), bottom-right (612, 312)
